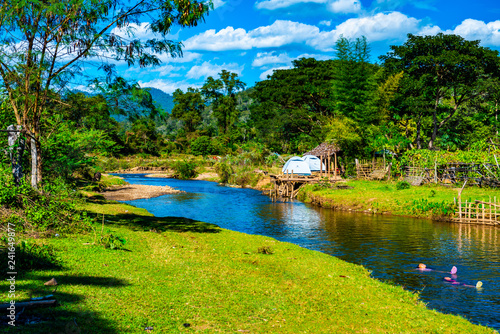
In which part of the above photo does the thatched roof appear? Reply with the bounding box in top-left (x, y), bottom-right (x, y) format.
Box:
top-left (303, 142), bottom-right (341, 157)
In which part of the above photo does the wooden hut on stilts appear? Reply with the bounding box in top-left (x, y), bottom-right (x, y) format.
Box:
top-left (269, 142), bottom-right (343, 201)
top-left (303, 142), bottom-right (342, 180)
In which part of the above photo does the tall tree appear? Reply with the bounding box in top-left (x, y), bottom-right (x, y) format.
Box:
top-left (381, 33), bottom-right (500, 149)
top-left (171, 87), bottom-right (204, 133)
top-left (332, 36), bottom-right (379, 125)
top-left (0, 0), bottom-right (211, 187)
top-left (250, 58), bottom-right (336, 152)
top-left (201, 70), bottom-right (245, 134)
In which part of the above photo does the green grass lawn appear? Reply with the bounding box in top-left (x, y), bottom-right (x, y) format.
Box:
top-left (299, 180), bottom-right (500, 219)
top-left (1, 197), bottom-right (495, 333)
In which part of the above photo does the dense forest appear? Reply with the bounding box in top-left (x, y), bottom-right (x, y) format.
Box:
top-left (1, 2), bottom-right (500, 189)
top-left (3, 33), bottom-right (500, 186)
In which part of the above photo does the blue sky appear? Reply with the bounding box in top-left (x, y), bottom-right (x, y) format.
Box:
top-left (103, 0), bottom-right (500, 94)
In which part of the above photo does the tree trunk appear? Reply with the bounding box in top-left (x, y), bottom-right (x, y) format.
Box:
top-left (7, 125), bottom-right (25, 186)
top-left (415, 113), bottom-right (422, 149)
top-left (429, 92), bottom-right (441, 150)
top-left (36, 138), bottom-right (43, 186)
top-left (30, 138), bottom-right (39, 189)
top-left (496, 101), bottom-right (498, 136)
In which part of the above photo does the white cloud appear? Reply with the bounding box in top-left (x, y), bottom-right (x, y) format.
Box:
top-left (259, 66), bottom-right (292, 80)
top-left (328, 0), bottom-right (361, 14)
top-left (184, 27), bottom-right (252, 51)
top-left (212, 0), bottom-right (226, 9)
top-left (253, 52), bottom-right (330, 67)
top-left (255, 0), bottom-right (325, 10)
top-left (418, 24), bottom-right (442, 36)
top-left (150, 64), bottom-right (186, 77)
top-left (111, 22), bottom-right (180, 41)
top-left (446, 19), bottom-right (500, 46)
top-left (255, 0), bottom-right (361, 12)
top-left (310, 12), bottom-right (421, 51)
top-left (252, 52), bottom-right (293, 67)
top-left (186, 61), bottom-right (244, 79)
top-left (185, 20), bottom-right (319, 51)
top-left (155, 51), bottom-right (203, 63)
top-left (415, 19), bottom-right (500, 47)
top-left (319, 20), bottom-right (332, 27)
top-left (186, 13), bottom-right (421, 53)
top-left (138, 79), bottom-right (197, 94)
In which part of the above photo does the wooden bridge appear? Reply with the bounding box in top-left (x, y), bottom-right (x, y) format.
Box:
top-left (269, 172), bottom-right (343, 201)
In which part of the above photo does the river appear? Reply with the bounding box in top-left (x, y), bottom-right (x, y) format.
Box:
top-left (116, 174), bottom-right (500, 331)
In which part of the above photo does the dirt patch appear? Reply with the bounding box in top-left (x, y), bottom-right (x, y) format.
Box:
top-left (254, 177), bottom-right (271, 190)
top-left (144, 173), bottom-right (173, 178)
top-left (113, 166), bottom-right (171, 173)
top-left (102, 184), bottom-right (183, 201)
top-left (194, 172), bottom-right (218, 181)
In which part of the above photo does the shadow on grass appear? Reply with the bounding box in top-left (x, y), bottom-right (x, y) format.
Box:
top-left (103, 213), bottom-right (221, 234)
top-left (1, 274), bottom-right (131, 333)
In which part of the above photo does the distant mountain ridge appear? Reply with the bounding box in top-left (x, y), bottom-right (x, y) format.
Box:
top-left (69, 87), bottom-right (174, 113)
top-left (145, 87), bottom-right (174, 113)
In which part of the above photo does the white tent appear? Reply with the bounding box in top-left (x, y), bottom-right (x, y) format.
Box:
top-left (282, 156), bottom-right (311, 175)
top-left (302, 155), bottom-right (326, 172)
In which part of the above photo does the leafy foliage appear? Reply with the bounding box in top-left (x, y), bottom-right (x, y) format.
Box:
top-left (201, 70), bottom-right (246, 134)
top-left (396, 181), bottom-right (411, 190)
top-left (0, 167), bottom-right (93, 232)
top-left (0, 240), bottom-right (62, 273)
top-left (0, 0), bottom-right (212, 187)
top-left (172, 160), bottom-right (198, 179)
top-left (190, 136), bottom-right (216, 156)
top-left (215, 161), bottom-right (233, 184)
top-left (381, 33), bottom-right (500, 149)
top-left (172, 88), bottom-right (205, 133)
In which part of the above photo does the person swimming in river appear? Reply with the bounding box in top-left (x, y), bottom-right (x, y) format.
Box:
top-left (416, 263), bottom-right (458, 274)
top-left (444, 277), bottom-right (483, 288)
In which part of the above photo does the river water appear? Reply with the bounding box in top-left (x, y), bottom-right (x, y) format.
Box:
top-left (116, 174), bottom-right (500, 331)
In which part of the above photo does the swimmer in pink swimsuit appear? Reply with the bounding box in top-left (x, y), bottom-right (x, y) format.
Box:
top-left (416, 263), bottom-right (457, 274)
top-left (444, 277), bottom-right (483, 288)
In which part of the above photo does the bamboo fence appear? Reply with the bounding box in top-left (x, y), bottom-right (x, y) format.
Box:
top-left (453, 197), bottom-right (500, 226)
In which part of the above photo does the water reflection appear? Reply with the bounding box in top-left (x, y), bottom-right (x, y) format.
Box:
top-left (117, 174), bottom-right (500, 330)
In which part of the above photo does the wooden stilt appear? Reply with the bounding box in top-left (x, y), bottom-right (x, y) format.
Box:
top-left (334, 152), bottom-right (338, 179)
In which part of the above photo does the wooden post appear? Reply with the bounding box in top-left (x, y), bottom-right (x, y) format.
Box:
top-left (320, 155), bottom-right (323, 178)
top-left (459, 198), bottom-right (462, 222)
top-left (490, 196), bottom-right (492, 224)
top-left (434, 159), bottom-right (438, 184)
top-left (328, 152), bottom-right (331, 179)
top-left (469, 202), bottom-right (472, 223)
top-left (334, 152), bottom-right (338, 179)
top-left (483, 203), bottom-right (485, 223)
top-left (464, 200), bottom-right (467, 220)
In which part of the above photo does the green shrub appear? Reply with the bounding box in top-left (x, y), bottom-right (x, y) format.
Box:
top-left (98, 233), bottom-right (127, 250)
top-left (172, 160), bottom-right (198, 179)
top-left (396, 180), bottom-right (411, 190)
top-left (257, 246), bottom-right (274, 255)
top-left (190, 136), bottom-right (215, 156)
top-left (0, 168), bottom-right (93, 232)
top-left (0, 240), bottom-right (62, 272)
top-left (215, 161), bottom-right (233, 184)
top-left (410, 199), bottom-right (455, 216)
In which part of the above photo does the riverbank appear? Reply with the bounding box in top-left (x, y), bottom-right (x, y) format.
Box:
top-left (1, 191), bottom-right (495, 333)
top-left (101, 183), bottom-right (183, 201)
top-left (297, 179), bottom-right (500, 221)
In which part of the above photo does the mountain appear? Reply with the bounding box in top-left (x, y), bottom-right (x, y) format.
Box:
top-left (146, 87), bottom-right (174, 113)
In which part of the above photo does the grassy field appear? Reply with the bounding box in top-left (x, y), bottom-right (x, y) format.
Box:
top-left (1, 193), bottom-right (496, 333)
top-left (298, 180), bottom-right (500, 220)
